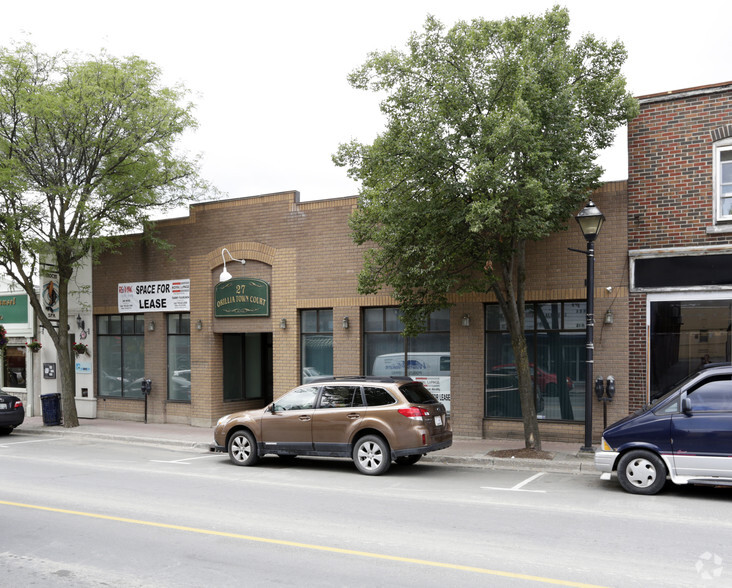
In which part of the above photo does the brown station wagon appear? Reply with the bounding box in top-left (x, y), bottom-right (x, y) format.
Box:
top-left (212, 376), bottom-right (452, 475)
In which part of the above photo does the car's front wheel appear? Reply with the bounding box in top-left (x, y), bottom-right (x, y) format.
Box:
top-left (617, 449), bottom-right (667, 495)
top-left (353, 435), bottom-right (391, 475)
top-left (228, 430), bottom-right (259, 467)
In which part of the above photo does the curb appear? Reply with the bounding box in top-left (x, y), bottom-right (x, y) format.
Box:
top-left (17, 425), bottom-right (596, 474)
top-left (19, 426), bottom-right (212, 451)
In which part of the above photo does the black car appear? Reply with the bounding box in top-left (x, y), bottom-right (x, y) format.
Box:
top-left (0, 393), bottom-right (25, 434)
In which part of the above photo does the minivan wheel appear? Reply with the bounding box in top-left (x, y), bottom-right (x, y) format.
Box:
top-left (617, 450), bottom-right (666, 495)
top-left (228, 430), bottom-right (259, 467)
top-left (353, 435), bottom-right (391, 475)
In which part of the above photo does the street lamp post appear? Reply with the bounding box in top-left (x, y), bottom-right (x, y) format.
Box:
top-left (575, 201), bottom-right (605, 452)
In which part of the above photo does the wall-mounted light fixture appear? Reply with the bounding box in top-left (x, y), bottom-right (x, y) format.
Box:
top-left (604, 309), bottom-right (614, 325)
top-left (148, 320), bottom-right (155, 332)
top-left (342, 317), bottom-right (350, 329)
top-left (280, 318), bottom-right (287, 330)
top-left (461, 314), bottom-right (470, 327)
top-left (196, 319), bottom-right (203, 331)
top-left (220, 247), bottom-right (246, 282)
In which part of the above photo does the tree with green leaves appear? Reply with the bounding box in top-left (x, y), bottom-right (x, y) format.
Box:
top-left (334, 7), bottom-right (637, 450)
top-left (0, 43), bottom-right (207, 427)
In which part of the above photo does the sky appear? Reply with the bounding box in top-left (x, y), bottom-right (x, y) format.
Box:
top-left (3, 1), bottom-right (732, 206)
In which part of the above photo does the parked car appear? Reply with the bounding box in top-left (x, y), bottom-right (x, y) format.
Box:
top-left (212, 376), bottom-right (452, 475)
top-left (490, 363), bottom-right (573, 396)
top-left (595, 362), bottom-right (732, 495)
top-left (0, 393), bottom-right (25, 434)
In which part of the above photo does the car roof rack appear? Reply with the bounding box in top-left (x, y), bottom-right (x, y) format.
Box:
top-left (307, 375), bottom-right (413, 384)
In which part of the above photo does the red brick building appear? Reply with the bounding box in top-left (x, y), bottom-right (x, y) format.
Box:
top-left (628, 81), bottom-right (732, 409)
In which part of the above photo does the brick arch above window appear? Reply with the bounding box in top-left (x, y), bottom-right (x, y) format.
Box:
top-left (711, 124), bottom-right (732, 143)
top-left (208, 242), bottom-right (276, 270)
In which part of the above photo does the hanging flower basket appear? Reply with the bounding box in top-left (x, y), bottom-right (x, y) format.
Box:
top-left (72, 342), bottom-right (88, 356)
top-left (0, 325), bottom-right (7, 350)
top-left (26, 340), bottom-right (42, 352)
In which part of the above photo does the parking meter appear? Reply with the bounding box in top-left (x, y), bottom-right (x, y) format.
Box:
top-left (606, 375), bottom-right (615, 399)
top-left (595, 376), bottom-right (605, 401)
top-left (141, 379), bottom-right (152, 395)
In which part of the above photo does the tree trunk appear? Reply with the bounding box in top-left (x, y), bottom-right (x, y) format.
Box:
top-left (491, 239), bottom-right (542, 451)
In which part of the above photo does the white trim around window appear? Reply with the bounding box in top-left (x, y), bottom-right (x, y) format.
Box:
top-left (713, 139), bottom-right (732, 224)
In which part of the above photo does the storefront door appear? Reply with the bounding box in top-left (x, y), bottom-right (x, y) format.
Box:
top-left (223, 333), bottom-right (273, 402)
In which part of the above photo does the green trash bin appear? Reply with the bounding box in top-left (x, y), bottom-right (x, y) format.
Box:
top-left (41, 393), bottom-right (62, 426)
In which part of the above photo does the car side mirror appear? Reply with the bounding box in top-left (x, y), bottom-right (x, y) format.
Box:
top-left (682, 397), bottom-right (692, 414)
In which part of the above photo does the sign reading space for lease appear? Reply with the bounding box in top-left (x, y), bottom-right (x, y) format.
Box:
top-left (118, 279), bottom-right (190, 313)
top-left (215, 278), bottom-right (269, 317)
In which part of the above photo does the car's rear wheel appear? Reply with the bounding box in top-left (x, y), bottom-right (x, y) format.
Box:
top-left (395, 454), bottom-right (422, 466)
top-left (353, 435), bottom-right (391, 475)
top-left (228, 430), bottom-right (259, 466)
top-left (617, 449), bottom-right (666, 495)
top-left (0, 426), bottom-right (12, 435)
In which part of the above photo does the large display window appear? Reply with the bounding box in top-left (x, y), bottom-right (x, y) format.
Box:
top-left (649, 294), bottom-right (732, 399)
top-left (485, 302), bottom-right (585, 421)
top-left (363, 307), bottom-right (450, 411)
top-left (97, 314), bottom-right (145, 398)
top-left (301, 309), bottom-right (333, 383)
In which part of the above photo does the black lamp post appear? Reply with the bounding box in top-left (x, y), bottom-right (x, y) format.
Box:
top-left (575, 200), bottom-right (605, 452)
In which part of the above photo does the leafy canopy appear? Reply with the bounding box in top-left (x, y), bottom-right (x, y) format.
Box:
top-left (334, 7), bottom-right (637, 334)
top-left (0, 42), bottom-right (206, 283)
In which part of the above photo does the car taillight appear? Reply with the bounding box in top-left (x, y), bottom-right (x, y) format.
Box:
top-left (398, 407), bottom-right (428, 420)
top-left (14, 400), bottom-right (22, 408)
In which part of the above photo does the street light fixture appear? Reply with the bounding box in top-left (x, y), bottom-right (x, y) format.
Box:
top-left (574, 200), bottom-right (605, 452)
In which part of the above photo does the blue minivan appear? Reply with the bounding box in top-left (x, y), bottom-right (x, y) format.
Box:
top-left (595, 363), bottom-right (732, 494)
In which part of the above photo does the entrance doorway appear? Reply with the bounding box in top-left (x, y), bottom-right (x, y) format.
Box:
top-left (223, 333), bottom-right (273, 402)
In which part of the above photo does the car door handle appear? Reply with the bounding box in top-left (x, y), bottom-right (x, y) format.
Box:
top-left (299, 415), bottom-right (311, 421)
top-left (347, 413), bottom-right (361, 419)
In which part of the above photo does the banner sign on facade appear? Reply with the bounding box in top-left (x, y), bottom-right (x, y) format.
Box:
top-left (215, 278), bottom-right (270, 317)
top-left (118, 279), bottom-right (190, 313)
top-left (0, 294), bottom-right (29, 324)
top-left (42, 271), bottom-right (60, 321)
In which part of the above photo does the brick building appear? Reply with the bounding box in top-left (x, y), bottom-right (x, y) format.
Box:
top-left (82, 181), bottom-right (629, 443)
top-left (628, 81), bottom-right (732, 410)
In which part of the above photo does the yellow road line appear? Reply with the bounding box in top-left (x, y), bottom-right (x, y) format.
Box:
top-left (0, 500), bottom-right (608, 588)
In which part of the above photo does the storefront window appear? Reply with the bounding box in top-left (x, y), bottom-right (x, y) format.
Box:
top-left (301, 309), bottom-right (333, 383)
top-left (364, 307), bottom-right (450, 411)
top-left (168, 313), bottom-right (191, 402)
top-left (485, 302), bottom-right (585, 421)
top-left (2, 346), bottom-right (26, 388)
top-left (97, 314), bottom-right (145, 398)
top-left (650, 297), bottom-right (732, 399)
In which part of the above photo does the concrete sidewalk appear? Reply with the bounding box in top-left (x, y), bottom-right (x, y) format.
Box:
top-left (16, 416), bottom-right (597, 475)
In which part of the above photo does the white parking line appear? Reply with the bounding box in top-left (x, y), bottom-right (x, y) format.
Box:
top-left (0, 437), bottom-right (63, 448)
top-left (481, 472), bottom-right (547, 493)
top-left (150, 454), bottom-right (220, 465)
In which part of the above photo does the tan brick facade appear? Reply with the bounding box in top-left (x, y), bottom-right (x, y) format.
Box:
top-left (93, 186), bottom-right (628, 442)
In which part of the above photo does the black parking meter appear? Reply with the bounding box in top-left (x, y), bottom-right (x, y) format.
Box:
top-left (595, 376), bottom-right (605, 401)
top-left (141, 379), bottom-right (152, 424)
top-left (606, 375), bottom-right (615, 399)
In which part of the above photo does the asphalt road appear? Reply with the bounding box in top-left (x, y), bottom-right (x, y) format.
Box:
top-left (2, 431), bottom-right (732, 587)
